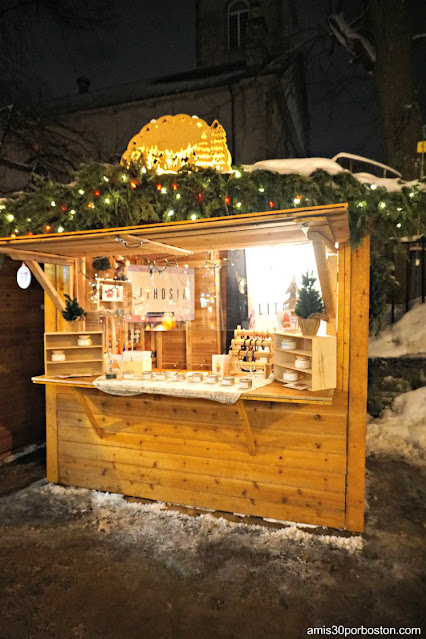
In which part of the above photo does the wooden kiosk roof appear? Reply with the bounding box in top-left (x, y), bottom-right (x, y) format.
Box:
top-left (0, 204), bottom-right (349, 265)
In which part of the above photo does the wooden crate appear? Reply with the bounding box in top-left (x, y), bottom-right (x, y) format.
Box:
top-left (44, 331), bottom-right (104, 377)
top-left (273, 332), bottom-right (336, 391)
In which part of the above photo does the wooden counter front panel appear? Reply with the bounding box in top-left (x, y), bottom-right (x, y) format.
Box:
top-left (55, 388), bottom-right (348, 528)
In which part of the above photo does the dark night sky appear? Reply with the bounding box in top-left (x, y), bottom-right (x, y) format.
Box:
top-left (2, 0), bottom-right (425, 164)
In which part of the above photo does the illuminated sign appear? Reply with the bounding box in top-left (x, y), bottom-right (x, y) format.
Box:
top-left (121, 114), bottom-right (232, 173)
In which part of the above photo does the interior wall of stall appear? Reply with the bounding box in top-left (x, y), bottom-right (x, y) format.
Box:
top-left (0, 257), bottom-right (45, 458)
top-left (80, 254), bottom-right (223, 370)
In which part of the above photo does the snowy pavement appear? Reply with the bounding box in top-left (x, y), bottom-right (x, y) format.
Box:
top-left (0, 437), bottom-right (425, 637)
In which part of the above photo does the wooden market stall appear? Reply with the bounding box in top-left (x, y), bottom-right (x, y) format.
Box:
top-left (0, 203), bottom-right (370, 532)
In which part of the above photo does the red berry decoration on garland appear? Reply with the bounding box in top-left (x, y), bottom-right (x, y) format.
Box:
top-left (171, 183), bottom-right (178, 191)
top-left (156, 184), bottom-right (162, 191)
top-left (130, 180), bottom-right (138, 189)
top-left (197, 192), bottom-right (203, 201)
top-left (61, 205), bottom-right (67, 211)
top-left (224, 196), bottom-right (231, 205)
top-left (269, 200), bottom-right (275, 208)
top-left (94, 190), bottom-right (100, 197)
top-left (45, 225), bottom-right (51, 232)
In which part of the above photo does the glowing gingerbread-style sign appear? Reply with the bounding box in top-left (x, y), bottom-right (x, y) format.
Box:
top-left (121, 114), bottom-right (232, 173)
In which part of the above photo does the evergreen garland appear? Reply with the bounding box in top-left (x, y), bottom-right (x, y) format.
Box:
top-left (0, 161), bottom-right (425, 333)
top-left (294, 272), bottom-right (325, 319)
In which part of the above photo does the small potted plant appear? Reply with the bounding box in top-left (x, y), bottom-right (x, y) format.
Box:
top-left (62, 294), bottom-right (85, 331)
top-left (294, 272), bottom-right (327, 336)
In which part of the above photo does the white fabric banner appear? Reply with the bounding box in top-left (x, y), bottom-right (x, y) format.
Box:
top-left (127, 265), bottom-right (195, 321)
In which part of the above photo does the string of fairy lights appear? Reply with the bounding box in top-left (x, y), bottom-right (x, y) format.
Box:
top-left (0, 163), bottom-right (423, 246)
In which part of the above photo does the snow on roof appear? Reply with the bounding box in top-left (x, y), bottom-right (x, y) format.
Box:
top-left (243, 158), bottom-right (424, 193)
top-left (243, 158), bottom-right (344, 176)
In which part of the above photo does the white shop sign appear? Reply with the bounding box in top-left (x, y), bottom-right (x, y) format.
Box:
top-left (127, 265), bottom-right (195, 321)
top-left (17, 263), bottom-right (31, 289)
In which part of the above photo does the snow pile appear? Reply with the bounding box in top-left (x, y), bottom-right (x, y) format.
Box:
top-left (42, 483), bottom-right (363, 554)
top-left (369, 303), bottom-right (426, 358)
top-left (0, 443), bottom-right (45, 466)
top-left (367, 386), bottom-right (426, 466)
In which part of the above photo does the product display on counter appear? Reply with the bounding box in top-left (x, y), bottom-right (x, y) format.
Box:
top-left (93, 373), bottom-right (272, 404)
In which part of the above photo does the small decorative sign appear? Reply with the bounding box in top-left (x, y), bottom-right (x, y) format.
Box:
top-left (101, 283), bottom-right (124, 302)
top-left (17, 263), bottom-right (31, 289)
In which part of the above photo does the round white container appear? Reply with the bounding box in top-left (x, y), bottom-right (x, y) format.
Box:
top-left (192, 373), bottom-right (203, 383)
top-left (123, 370), bottom-right (134, 380)
top-left (142, 372), bottom-right (153, 380)
top-left (238, 378), bottom-right (252, 389)
top-left (281, 339), bottom-right (297, 350)
top-left (77, 335), bottom-right (92, 346)
top-left (295, 356), bottom-right (310, 369)
top-left (155, 372), bottom-right (167, 381)
top-left (51, 350), bottom-right (66, 362)
top-left (206, 374), bottom-right (219, 384)
top-left (283, 369), bottom-right (299, 382)
top-left (222, 376), bottom-right (235, 386)
top-left (175, 372), bottom-right (186, 382)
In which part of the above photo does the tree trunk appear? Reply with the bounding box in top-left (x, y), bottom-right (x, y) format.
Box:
top-left (368, 0), bottom-right (423, 179)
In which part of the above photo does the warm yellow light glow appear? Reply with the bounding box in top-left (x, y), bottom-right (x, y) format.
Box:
top-left (121, 114), bottom-right (232, 173)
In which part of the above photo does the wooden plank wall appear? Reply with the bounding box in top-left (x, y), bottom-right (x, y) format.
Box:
top-left (0, 257), bottom-right (45, 457)
top-left (55, 387), bottom-right (348, 528)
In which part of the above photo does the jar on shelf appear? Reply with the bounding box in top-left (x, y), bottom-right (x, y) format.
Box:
top-left (77, 334), bottom-right (92, 346)
top-left (295, 355), bottom-right (310, 369)
top-left (280, 339), bottom-right (297, 350)
top-left (51, 350), bottom-right (66, 362)
top-left (283, 369), bottom-right (299, 382)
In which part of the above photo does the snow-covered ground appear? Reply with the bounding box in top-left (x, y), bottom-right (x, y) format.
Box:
top-left (367, 386), bottom-right (426, 466)
top-left (369, 303), bottom-right (426, 358)
top-left (33, 483), bottom-right (362, 555)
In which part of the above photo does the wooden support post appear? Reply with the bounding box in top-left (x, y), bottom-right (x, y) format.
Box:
top-left (73, 388), bottom-right (103, 439)
top-left (346, 236), bottom-right (370, 532)
top-left (45, 385), bottom-right (58, 483)
top-left (26, 260), bottom-right (66, 314)
top-left (327, 254), bottom-right (338, 336)
top-left (5, 248), bottom-right (73, 267)
top-left (235, 399), bottom-right (256, 455)
top-left (311, 240), bottom-right (336, 322)
top-left (212, 250), bottom-right (223, 354)
top-left (156, 331), bottom-right (163, 368)
top-left (185, 321), bottom-right (192, 370)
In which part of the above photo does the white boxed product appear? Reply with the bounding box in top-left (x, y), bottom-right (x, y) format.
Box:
top-left (122, 350), bottom-right (152, 372)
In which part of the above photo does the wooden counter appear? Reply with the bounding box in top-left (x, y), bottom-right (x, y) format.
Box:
top-left (33, 374), bottom-right (348, 529)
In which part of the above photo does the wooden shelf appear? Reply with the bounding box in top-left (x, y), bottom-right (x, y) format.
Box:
top-left (275, 347), bottom-right (311, 357)
top-left (274, 362), bottom-right (312, 374)
top-left (44, 331), bottom-right (104, 376)
top-left (274, 376), bottom-right (312, 390)
top-left (273, 332), bottom-right (336, 392)
top-left (47, 359), bottom-right (104, 364)
top-left (46, 345), bottom-right (103, 350)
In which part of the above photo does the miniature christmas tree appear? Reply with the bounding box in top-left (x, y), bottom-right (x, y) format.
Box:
top-left (283, 274), bottom-right (297, 310)
top-left (61, 294), bottom-right (85, 322)
top-left (294, 272), bottom-right (325, 319)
